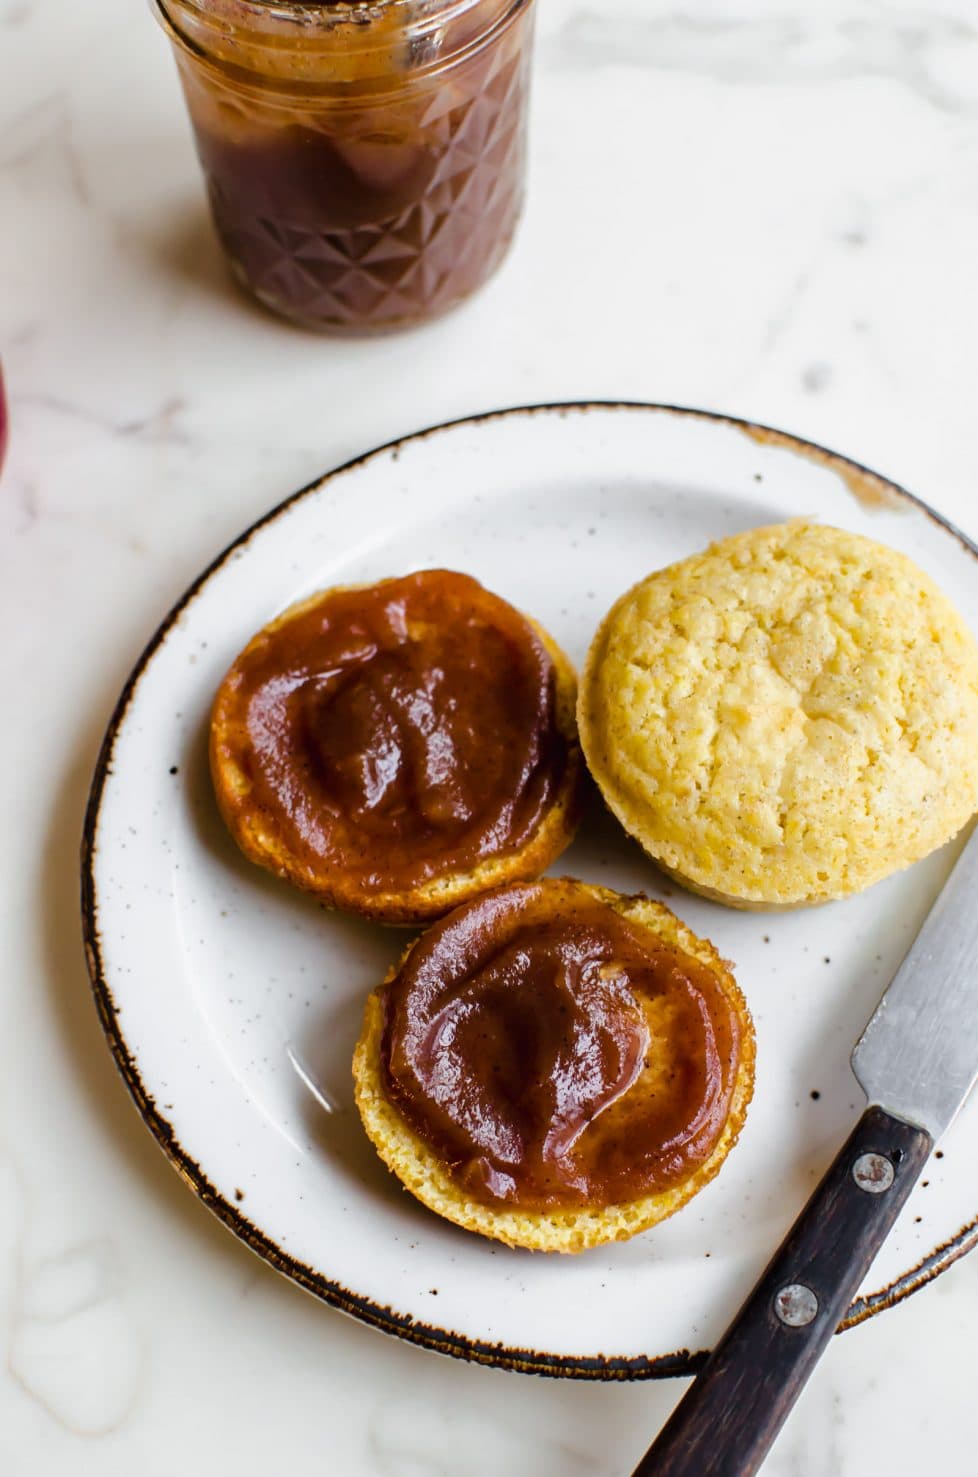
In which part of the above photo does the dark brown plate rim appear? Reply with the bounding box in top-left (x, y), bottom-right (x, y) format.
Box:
top-left (80, 400), bottom-right (978, 1380)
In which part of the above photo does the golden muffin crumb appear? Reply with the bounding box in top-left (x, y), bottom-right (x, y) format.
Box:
top-left (353, 882), bottom-right (755, 1253)
top-left (579, 521), bottom-right (978, 909)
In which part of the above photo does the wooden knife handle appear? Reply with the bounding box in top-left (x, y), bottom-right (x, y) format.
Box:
top-left (632, 1106), bottom-right (932, 1477)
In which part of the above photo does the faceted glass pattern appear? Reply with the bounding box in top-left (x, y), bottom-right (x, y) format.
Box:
top-left (176, 9), bottom-right (534, 332)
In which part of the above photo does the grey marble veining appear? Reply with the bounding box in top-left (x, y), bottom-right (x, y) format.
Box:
top-left (541, 3), bottom-right (978, 115)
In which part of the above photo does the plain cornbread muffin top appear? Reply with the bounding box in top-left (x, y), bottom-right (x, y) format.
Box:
top-left (580, 521), bottom-right (978, 908)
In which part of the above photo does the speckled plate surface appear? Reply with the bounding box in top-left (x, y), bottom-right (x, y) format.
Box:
top-left (82, 403), bottom-right (978, 1378)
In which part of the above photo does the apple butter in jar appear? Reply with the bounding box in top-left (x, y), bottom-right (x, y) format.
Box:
top-left (153, 0), bottom-right (537, 332)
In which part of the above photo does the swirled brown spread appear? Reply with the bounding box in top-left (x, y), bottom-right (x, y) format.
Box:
top-left (213, 572), bottom-right (571, 895)
top-left (381, 881), bottom-right (742, 1210)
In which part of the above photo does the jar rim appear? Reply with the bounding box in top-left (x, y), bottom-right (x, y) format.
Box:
top-left (153, 0), bottom-right (531, 96)
top-left (157, 0), bottom-right (501, 39)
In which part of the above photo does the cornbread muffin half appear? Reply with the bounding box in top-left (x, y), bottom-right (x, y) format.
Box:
top-left (353, 879), bottom-right (755, 1253)
top-left (211, 571), bottom-right (583, 924)
top-left (579, 521), bottom-right (978, 909)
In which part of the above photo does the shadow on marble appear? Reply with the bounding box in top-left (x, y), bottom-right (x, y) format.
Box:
top-left (134, 196), bottom-right (303, 335)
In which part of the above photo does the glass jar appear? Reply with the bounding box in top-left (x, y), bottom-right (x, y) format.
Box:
top-left (153, 0), bottom-right (536, 333)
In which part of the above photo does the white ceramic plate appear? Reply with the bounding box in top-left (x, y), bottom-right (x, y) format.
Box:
top-left (83, 404), bottom-right (978, 1378)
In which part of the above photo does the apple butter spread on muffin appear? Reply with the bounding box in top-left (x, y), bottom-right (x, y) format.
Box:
top-left (353, 878), bottom-right (755, 1251)
top-left (210, 571), bottom-right (582, 923)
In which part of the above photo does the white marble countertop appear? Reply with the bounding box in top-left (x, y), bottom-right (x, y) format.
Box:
top-left (4, 1), bottom-right (978, 1472)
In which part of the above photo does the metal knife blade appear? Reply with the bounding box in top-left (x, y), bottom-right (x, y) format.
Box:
top-left (852, 823), bottom-right (978, 1141)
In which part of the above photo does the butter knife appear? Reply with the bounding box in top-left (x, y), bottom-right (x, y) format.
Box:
top-left (632, 824), bottom-right (978, 1477)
